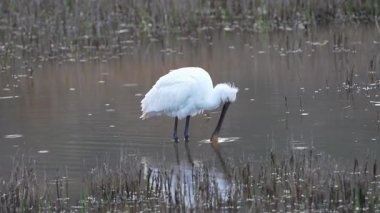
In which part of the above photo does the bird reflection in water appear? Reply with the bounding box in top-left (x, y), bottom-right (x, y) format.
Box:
top-left (172, 141), bottom-right (231, 181)
top-left (185, 142), bottom-right (194, 167)
top-left (173, 142), bottom-right (194, 167)
top-left (210, 141), bottom-right (232, 181)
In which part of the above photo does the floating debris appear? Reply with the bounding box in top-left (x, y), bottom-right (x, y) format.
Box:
top-left (4, 134), bottom-right (23, 139)
top-left (116, 29), bottom-right (129, 34)
top-left (287, 48), bottom-right (303, 54)
top-left (69, 88), bottom-right (76, 91)
top-left (0, 96), bottom-right (19, 100)
top-left (124, 40), bottom-right (135, 45)
top-left (224, 26), bottom-right (233, 32)
top-left (306, 40), bottom-right (329, 46)
top-left (122, 83), bottom-right (138, 87)
top-left (292, 146), bottom-right (309, 150)
top-left (71, 205), bottom-right (85, 210)
top-left (160, 48), bottom-right (176, 54)
top-left (135, 93), bottom-right (143, 97)
top-left (37, 150), bottom-right (49, 154)
top-left (290, 140), bottom-right (309, 150)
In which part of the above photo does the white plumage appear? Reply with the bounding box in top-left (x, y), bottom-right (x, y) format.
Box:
top-left (140, 67), bottom-right (238, 142)
top-left (141, 67), bottom-right (238, 119)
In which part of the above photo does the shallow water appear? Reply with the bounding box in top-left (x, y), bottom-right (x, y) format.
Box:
top-left (0, 25), bottom-right (380, 198)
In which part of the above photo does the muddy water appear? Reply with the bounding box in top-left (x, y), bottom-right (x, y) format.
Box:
top-left (0, 25), bottom-right (380, 196)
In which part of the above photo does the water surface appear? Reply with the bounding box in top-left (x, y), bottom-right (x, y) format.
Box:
top-left (0, 25), bottom-right (379, 197)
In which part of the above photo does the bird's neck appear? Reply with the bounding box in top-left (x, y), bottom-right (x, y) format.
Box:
top-left (202, 87), bottom-right (222, 111)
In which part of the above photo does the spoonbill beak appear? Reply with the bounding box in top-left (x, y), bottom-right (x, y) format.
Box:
top-left (210, 101), bottom-right (230, 142)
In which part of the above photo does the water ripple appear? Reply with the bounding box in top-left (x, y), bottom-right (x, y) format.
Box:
top-left (199, 137), bottom-right (240, 144)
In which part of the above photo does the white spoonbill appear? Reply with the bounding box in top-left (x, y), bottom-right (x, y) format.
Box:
top-left (140, 67), bottom-right (238, 142)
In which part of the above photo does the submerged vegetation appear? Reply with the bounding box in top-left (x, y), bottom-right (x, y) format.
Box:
top-left (1, 148), bottom-right (380, 211)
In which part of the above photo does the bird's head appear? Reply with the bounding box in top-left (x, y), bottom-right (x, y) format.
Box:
top-left (210, 83), bottom-right (238, 143)
top-left (214, 83), bottom-right (239, 103)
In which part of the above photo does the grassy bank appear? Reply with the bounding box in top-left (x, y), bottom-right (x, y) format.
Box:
top-left (1, 147), bottom-right (379, 211)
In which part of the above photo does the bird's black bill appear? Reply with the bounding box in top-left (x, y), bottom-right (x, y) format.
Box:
top-left (210, 102), bottom-right (230, 142)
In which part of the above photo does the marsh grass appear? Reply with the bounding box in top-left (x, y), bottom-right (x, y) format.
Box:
top-left (1, 148), bottom-right (380, 211)
top-left (0, 0), bottom-right (379, 71)
top-left (0, 154), bottom-right (46, 212)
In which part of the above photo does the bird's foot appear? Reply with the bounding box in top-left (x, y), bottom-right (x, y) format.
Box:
top-left (185, 136), bottom-right (190, 142)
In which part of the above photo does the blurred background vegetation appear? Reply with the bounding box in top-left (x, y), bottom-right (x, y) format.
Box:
top-left (0, 0), bottom-right (379, 63)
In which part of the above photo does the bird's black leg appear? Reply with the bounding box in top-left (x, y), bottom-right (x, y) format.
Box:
top-left (184, 115), bottom-right (190, 142)
top-left (173, 116), bottom-right (179, 143)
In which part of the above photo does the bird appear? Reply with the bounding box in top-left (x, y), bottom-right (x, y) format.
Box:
top-left (140, 67), bottom-right (238, 142)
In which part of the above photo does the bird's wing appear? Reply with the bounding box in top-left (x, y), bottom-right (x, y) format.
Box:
top-left (141, 74), bottom-right (197, 119)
